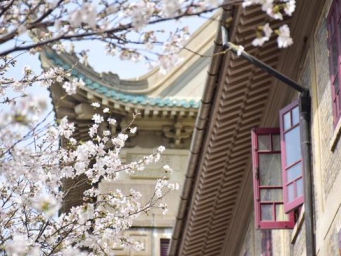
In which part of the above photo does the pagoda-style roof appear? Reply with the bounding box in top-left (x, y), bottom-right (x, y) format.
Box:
top-left (43, 50), bottom-right (200, 110)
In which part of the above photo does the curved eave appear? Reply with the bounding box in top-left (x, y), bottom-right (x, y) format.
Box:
top-left (40, 50), bottom-right (201, 114)
top-left (77, 84), bottom-right (200, 118)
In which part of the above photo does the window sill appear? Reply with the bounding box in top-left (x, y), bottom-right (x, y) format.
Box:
top-left (291, 205), bottom-right (305, 243)
top-left (330, 117), bottom-right (341, 152)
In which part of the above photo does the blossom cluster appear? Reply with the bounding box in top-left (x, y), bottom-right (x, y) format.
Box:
top-left (0, 101), bottom-right (179, 255)
top-left (243, 0), bottom-right (295, 48)
top-left (8, 0), bottom-right (300, 78)
top-left (0, 0), bottom-right (296, 92)
top-left (0, 0), bottom-right (224, 76)
top-left (62, 78), bottom-right (85, 95)
top-left (0, 55), bottom-right (68, 99)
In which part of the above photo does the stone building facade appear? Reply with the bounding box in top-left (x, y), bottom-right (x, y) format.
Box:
top-left (169, 1), bottom-right (341, 255)
top-left (237, 1), bottom-right (341, 253)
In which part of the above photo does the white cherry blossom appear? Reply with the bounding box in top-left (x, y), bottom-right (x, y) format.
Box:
top-left (59, 116), bottom-right (75, 139)
top-left (4, 234), bottom-right (29, 256)
top-left (161, 0), bottom-right (182, 18)
top-left (91, 102), bottom-right (100, 108)
top-left (263, 23), bottom-right (273, 38)
top-left (284, 0), bottom-right (296, 16)
top-left (62, 78), bottom-right (85, 95)
top-left (163, 164), bottom-right (173, 173)
top-left (69, 3), bottom-right (97, 29)
top-left (277, 24), bottom-right (293, 48)
top-left (251, 23), bottom-right (273, 46)
top-left (32, 194), bottom-right (61, 218)
top-left (92, 113), bottom-right (104, 124)
top-left (130, 127), bottom-right (137, 134)
top-left (108, 118), bottom-right (117, 125)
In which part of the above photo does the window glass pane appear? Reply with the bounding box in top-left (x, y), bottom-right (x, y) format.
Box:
top-left (275, 204), bottom-right (288, 221)
top-left (296, 178), bottom-right (304, 198)
top-left (283, 111), bottom-right (291, 130)
top-left (259, 154), bottom-right (282, 186)
top-left (258, 135), bottom-right (271, 150)
top-left (286, 162), bottom-right (302, 182)
top-left (284, 126), bottom-right (301, 166)
top-left (261, 204), bottom-right (273, 221)
top-left (260, 189), bottom-right (283, 202)
top-left (272, 135), bottom-right (280, 151)
top-left (332, 38), bottom-right (339, 76)
top-left (292, 106), bottom-right (299, 125)
top-left (287, 183), bottom-right (295, 202)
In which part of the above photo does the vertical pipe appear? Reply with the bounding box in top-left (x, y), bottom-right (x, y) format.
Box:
top-left (299, 91), bottom-right (315, 256)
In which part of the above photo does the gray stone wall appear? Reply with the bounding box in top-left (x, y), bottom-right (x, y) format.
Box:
top-left (291, 223), bottom-right (305, 256)
top-left (238, 215), bottom-right (258, 256)
top-left (298, 0), bottom-right (341, 254)
top-left (313, 5), bottom-right (341, 199)
top-left (227, 2), bottom-right (341, 255)
top-left (325, 222), bottom-right (341, 255)
top-left (237, 212), bottom-right (293, 256)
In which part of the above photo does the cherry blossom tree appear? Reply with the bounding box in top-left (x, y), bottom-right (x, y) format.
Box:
top-left (1, 89), bottom-right (182, 254)
top-left (0, 0), bottom-right (296, 255)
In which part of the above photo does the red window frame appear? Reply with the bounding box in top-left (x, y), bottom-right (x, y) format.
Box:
top-left (328, 0), bottom-right (341, 126)
top-left (252, 128), bottom-right (295, 229)
top-left (279, 100), bottom-right (304, 213)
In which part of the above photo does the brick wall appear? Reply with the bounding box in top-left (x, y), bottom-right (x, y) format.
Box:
top-left (299, 0), bottom-right (341, 254)
top-left (312, 8), bottom-right (341, 198)
top-left (233, 2), bottom-right (341, 255)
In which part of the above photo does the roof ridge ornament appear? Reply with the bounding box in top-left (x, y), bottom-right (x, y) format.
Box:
top-left (100, 71), bottom-right (120, 87)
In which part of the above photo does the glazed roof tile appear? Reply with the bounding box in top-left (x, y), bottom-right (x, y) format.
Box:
top-left (46, 51), bottom-right (201, 109)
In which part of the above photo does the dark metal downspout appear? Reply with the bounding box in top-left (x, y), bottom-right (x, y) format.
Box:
top-left (224, 36), bottom-right (315, 255)
top-left (299, 92), bottom-right (315, 256)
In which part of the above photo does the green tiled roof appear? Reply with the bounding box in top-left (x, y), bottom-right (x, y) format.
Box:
top-left (46, 52), bottom-right (200, 109)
